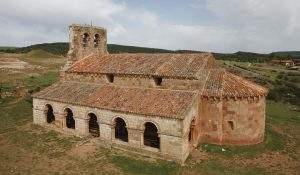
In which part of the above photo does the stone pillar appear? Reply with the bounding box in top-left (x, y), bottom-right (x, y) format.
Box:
top-left (75, 118), bottom-right (89, 136)
top-left (99, 123), bottom-right (113, 145)
top-left (127, 127), bottom-right (142, 148)
top-left (54, 113), bottom-right (65, 129)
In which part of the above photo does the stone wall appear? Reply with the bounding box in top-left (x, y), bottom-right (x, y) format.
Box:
top-left (62, 72), bottom-right (205, 91)
top-left (199, 97), bottom-right (266, 145)
top-left (32, 98), bottom-right (197, 163)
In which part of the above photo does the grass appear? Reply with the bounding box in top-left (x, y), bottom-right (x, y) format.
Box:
top-left (192, 158), bottom-right (269, 175)
top-left (24, 71), bottom-right (59, 93)
top-left (0, 70), bottom-right (59, 134)
top-left (24, 49), bottom-right (58, 59)
top-left (266, 101), bottom-right (300, 125)
top-left (110, 155), bottom-right (180, 175)
top-left (5, 125), bottom-right (81, 158)
top-left (200, 127), bottom-right (285, 158)
top-left (0, 97), bottom-right (32, 134)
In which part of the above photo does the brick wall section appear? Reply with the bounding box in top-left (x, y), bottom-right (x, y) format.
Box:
top-left (33, 98), bottom-right (197, 163)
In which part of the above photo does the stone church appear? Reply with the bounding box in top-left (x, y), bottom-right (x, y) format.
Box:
top-left (32, 24), bottom-right (268, 163)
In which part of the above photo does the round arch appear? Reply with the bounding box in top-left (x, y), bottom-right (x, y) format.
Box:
top-left (94, 33), bottom-right (100, 47)
top-left (113, 117), bottom-right (128, 142)
top-left (111, 116), bottom-right (129, 127)
top-left (87, 112), bottom-right (100, 137)
top-left (139, 120), bottom-right (160, 133)
top-left (143, 122), bottom-right (160, 149)
top-left (64, 108), bottom-right (75, 129)
top-left (45, 104), bottom-right (55, 124)
top-left (82, 33), bottom-right (89, 47)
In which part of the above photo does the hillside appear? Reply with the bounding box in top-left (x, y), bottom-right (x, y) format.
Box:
top-left (272, 51), bottom-right (300, 58)
top-left (0, 42), bottom-right (173, 55)
top-left (1, 42), bottom-right (299, 62)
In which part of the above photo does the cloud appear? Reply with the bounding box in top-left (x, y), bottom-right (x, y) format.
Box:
top-left (0, 0), bottom-right (299, 52)
top-left (205, 0), bottom-right (300, 52)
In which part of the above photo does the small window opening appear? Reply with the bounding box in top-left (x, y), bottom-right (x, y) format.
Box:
top-left (154, 77), bottom-right (163, 86)
top-left (88, 113), bottom-right (99, 137)
top-left (228, 121), bottom-right (234, 130)
top-left (189, 119), bottom-right (195, 142)
top-left (144, 122), bottom-right (160, 148)
top-left (106, 74), bottom-right (114, 83)
top-left (115, 117), bottom-right (128, 142)
top-left (45, 104), bottom-right (55, 124)
top-left (65, 108), bottom-right (75, 129)
top-left (83, 33), bottom-right (89, 47)
top-left (188, 129), bottom-right (192, 141)
top-left (94, 34), bottom-right (100, 47)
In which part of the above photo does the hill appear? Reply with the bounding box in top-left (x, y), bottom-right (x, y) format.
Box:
top-left (271, 51), bottom-right (300, 59)
top-left (0, 46), bottom-right (17, 50)
top-left (1, 42), bottom-right (299, 62)
top-left (24, 49), bottom-right (59, 58)
top-left (1, 42), bottom-right (173, 56)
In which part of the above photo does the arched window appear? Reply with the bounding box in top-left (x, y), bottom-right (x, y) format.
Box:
top-left (65, 108), bottom-right (75, 129)
top-left (94, 34), bottom-right (100, 47)
top-left (144, 122), bottom-right (160, 148)
top-left (114, 117), bottom-right (128, 142)
top-left (88, 113), bottom-right (99, 137)
top-left (45, 104), bottom-right (55, 124)
top-left (83, 33), bottom-right (89, 47)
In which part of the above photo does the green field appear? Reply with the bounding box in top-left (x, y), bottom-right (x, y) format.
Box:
top-left (0, 51), bottom-right (299, 174)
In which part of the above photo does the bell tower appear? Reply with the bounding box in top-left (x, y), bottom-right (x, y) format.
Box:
top-left (64, 24), bottom-right (108, 70)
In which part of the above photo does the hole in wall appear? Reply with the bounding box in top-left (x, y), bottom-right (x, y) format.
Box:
top-left (106, 74), bottom-right (114, 83)
top-left (154, 77), bottom-right (163, 86)
top-left (228, 121), bottom-right (234, 130)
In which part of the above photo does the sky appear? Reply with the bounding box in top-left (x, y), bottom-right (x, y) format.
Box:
top-left (0, 0), bottom-right (299, 53)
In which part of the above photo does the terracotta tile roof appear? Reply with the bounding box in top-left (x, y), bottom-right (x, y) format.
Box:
top-left (32, 82), bottom-right (197, 119)
top-left (67, 53), bottom-right (214, 79)
top-left (203, 69), bottom-right (268, 99)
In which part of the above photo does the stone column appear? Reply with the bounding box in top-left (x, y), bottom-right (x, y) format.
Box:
top-left (127, 127), bottom-right (142, 148)
top-left (54, 113), bottom-right (65, 129)
top-left (97, 122), bottom-right (113, 147)
top-left (75, 118), bottom-right (89, 136)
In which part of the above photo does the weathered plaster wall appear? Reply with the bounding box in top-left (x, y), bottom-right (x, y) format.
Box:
top-left (199, 98), bottom-right (223, 143)
top-left (221, 97), bottom-right (265, 145)
top-left (199, 97), bottom-right (266, 145)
